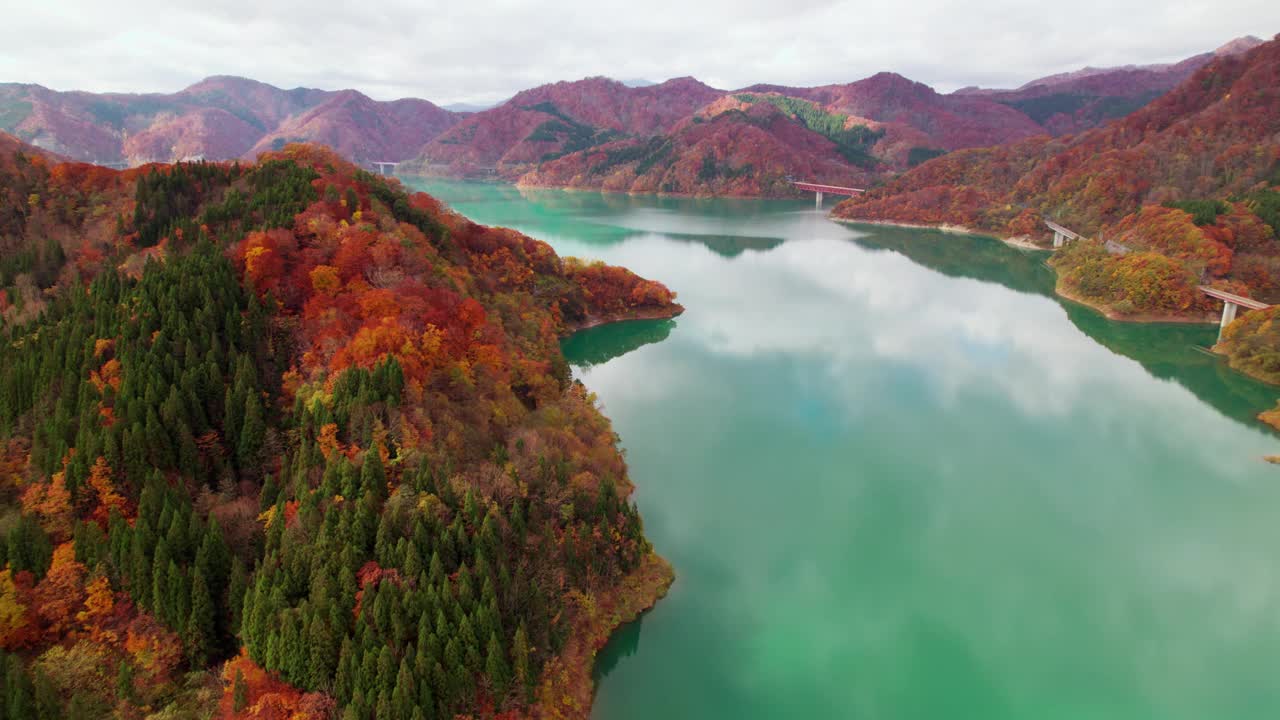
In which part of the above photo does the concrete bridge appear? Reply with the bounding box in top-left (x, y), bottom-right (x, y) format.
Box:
top-left (1044, 220), bottom-right (1083, 248)
top-left (1200, 286), bottom-right (1271, 342)
top-left (370, 161), bottom-right (399, 176)
top-left (792, 181), bottom-right (864, 208)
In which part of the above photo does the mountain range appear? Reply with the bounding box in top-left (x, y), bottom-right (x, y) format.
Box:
top-left (0, 75), bottom-right (458, 166)
top-left (833, 34), bottom-right (1280, 332)
top-left (0, 36), bottom-right (1262, 194)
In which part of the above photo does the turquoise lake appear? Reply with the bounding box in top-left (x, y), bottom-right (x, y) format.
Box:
top-left (404, 178), bottom-right (1280, 719)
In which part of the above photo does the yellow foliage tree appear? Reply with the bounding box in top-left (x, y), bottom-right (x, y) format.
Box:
top-left (0, 569), bottom-right (28, 649)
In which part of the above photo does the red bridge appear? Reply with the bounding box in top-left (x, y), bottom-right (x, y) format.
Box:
top-left (792, 181), bottom-right (865, 207)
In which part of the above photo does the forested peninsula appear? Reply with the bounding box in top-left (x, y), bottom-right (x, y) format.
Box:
top-left (0, 138), bottom-right (681, 719)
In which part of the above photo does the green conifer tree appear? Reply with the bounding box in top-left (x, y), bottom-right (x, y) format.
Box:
top-left (485, 631), bottom-right (509, 701)
top-left (115, 660), bottom-right (136, 704)
top-left (512, 623), bottom-right (532, 697)
top-left (185, 569), bottom-right (215, 667)
top-left (391, 657), bottom-right (416, 720)
top-left (238, 390), bottom-right (266, 470)
top-left (232, 668), bottom-right (249, 713)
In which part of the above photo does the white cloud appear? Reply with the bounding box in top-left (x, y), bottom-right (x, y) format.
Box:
top-left (2, 1), bottom-right (1275, 104)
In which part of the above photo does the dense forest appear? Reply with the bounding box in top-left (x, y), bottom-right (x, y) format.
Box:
top-left (1216, 305), bottom-right (1280, 386)
top-left (0, 138), bottom-right (681, 719)
top-left (833, 34), bottom-right (1280, 320)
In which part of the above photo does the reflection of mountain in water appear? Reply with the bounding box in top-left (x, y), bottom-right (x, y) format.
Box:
top-left (850, 223), bottom-right (1279, 430)
top-left (1062, 304), bottom-right (1279, 430)
top-left (658, 231), bottom-right (783, 256)
top-left (407, 178), bottom-right (792, 258)
top-left (562, 318), bottom-right (676, 368)
top-left (847, 223), bottom-right (1055, 297)
top-left (592, 614), bottom-right (644, 682)
top-left (516, 185), bottom-right (800, 219)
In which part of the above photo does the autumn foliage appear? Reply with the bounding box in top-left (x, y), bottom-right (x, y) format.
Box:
top-left (835, 36), bottom-right (1280, 318)
top-left (1216, 305), bottom-right (1280, 385)
top-left (0, 137), bottom-right (681, 719)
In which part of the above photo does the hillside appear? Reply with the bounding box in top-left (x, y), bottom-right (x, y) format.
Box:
top-left (955, 36), bottom-right (1265, 135)
top-left (405, 40), bottom-right (1252, 197)
top-left (517, 95), bottom-right (874, 195)
top-left (2, 39), bottom-right (1250, 194)
top-left (0, 137), bottom-right (681, 718)
top-left (401, 76), bottom-right (724, 178)
top-left (0, 76), bottom-right (460, 166)
top-left (832, 34), bottom-right (1280, 320)
top-left (404, 72), bottom-right (1053, 193)
top-left (246, 91), bottom-right (458, 162)
top-left (739, 72), bottom-right (1045, 163)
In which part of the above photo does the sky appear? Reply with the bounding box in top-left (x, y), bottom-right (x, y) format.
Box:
top-left (2, 1), bottom-right (1277, 106)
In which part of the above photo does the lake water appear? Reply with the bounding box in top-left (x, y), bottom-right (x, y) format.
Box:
top-left (404, 178), bottom-right (1280, 719)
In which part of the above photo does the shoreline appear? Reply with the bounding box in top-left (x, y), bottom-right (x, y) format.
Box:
top-left (832, 214), bottom-right (1228, 325)
top-left (1052, 282), bottom-right (1218, 325)
top-left (562, 304), bottom-right (686, 336)
top-left (830, 216), bottom-right (1050, 251)
top-left (396, 170), bottom-right (812, 202)
top-left (537, 303), bottom-right (684, 719)
top-left (533, 552), bottom-right (675, 719)
top-left (1211, 344), bottom-right (1280, 389)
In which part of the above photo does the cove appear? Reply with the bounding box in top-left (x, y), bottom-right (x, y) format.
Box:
top-left (404, 178), bottom-right (1280, 719)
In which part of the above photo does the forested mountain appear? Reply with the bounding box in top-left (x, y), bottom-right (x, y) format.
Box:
top-left (4, 38), bottom-right (1251, 196)
top-left (954, 36), bottom-right (1265, 135)
top-left (832, 34), bottom-right (1280, 323)
top-left (0, 77), bottom-right (459, 166)
top-left (402, 72), bottom-right (1057, 193)
top-left (405, 39), bottom-right (1259, 196)
top-left (401, 77), bottom-right (724, 177)
top-left (0, 135), bottom-right (681, 719)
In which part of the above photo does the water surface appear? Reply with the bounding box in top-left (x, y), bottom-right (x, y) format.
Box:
top-left (406, 178), bottom-right (1280, 719)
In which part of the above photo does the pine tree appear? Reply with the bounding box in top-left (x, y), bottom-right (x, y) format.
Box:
top-left (485, 631), bottom-right (509, 702)
top-left (115, 660), bottom-right (136, 704)
top-left (360, 450), bottom-right (386, 498)
top-left (391, 656), bottom-right (416, 720)
top-left (375, 689), bottom-right (392, 720)
top-left (185, 568), bottom-right (215, 667)
top-left (334, 637), bottom-right (355, 704)
top-left (280, 612), bottom-right (302, 685)
top-left (228, 556), bottom-right (248, 636)
top-left (376, 645), bottom-right (396, 696)
top-left (307, 614), bottom-right (335, 691)
top-left (150, 544), bottom-right (170, 623)
top-left (512, 624), bottom-right (531, 701)
top-left (238, 390), bottom-right (265, 470)
top-left (232, 668), bottom-right (249, 713)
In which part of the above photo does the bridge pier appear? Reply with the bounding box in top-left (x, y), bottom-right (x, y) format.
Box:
top-left (1052, 230), bottom-right (1066, 249)
top-left (1199, 286), bottom-right (1270, 344)
top-left (791, 182), bottom-right (863, 207)
top-left (1218, 301), bottom-right (1239, 343)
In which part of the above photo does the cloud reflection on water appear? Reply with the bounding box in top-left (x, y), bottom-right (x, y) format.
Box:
top-left (415, 180), bottom-right (1280, 719)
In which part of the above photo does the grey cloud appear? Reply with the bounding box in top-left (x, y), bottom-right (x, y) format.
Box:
top-left (1, 0), bottom-right (1276, 104)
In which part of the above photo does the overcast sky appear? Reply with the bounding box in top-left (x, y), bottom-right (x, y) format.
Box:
top-left (2, 1), bottom-right (1277, 105)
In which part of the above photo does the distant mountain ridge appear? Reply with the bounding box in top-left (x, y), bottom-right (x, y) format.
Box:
top-left (404, 36), bottom-right (1262, 196)
top-left (833, 34), bottom-right (1280, 237)
top-left (831, 34), bottom-right (1280, 322)
top-left (0, 75), bottom-right (459, 165)
top-left (952, 36), bottom-right (1266, 135)
top-left (0, 36), bottom-right (1261, 193)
